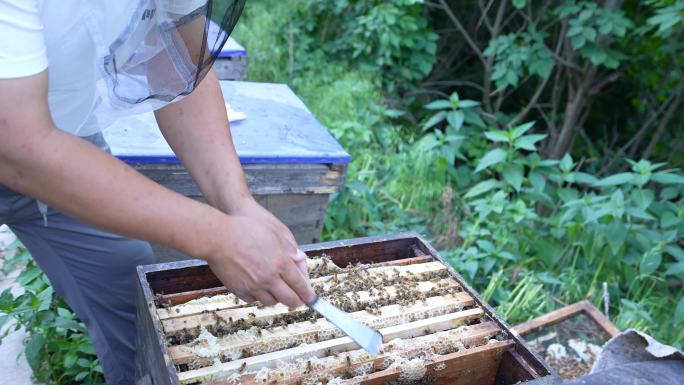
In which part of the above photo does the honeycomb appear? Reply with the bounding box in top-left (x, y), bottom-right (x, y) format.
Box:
top-left (158, 255), bottom-right (506, 385)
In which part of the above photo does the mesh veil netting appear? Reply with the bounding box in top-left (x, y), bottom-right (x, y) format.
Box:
top-left (98, 0), bottom-right (245, 112)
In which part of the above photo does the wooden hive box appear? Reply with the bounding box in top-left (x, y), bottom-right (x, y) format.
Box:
top-left (104, 81), bottom-right (349, 262)
top-left (135, 233), bottom-right (554, 385)
top-left (208, 21), bottom-right (248, 80)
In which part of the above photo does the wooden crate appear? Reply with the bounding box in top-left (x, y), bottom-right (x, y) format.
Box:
top-left (212, 37), bottom-right (247, 80)
top-left (209, 21), bottom-right (248, 80)
top-left (135, 233), bottom-right (554, 385)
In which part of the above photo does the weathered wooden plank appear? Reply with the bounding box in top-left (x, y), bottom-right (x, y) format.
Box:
top-left (133, 163), bottom-right (346, 197)
top-left (352, 340), bottom-right (514, 385)
top-left (513, 302), bottom-right (586, 336)
top-left (178, 308), bottom-right (487, 384)
top-left (157, 256), bottom-right (436, 307)
top-left (168, 293), bottom-right (475, 366)
top-left (147, 233), bottom-right (425, 295)
top-left (162, 279), bottom-right (461, 335)
top-left (513, 300), bottom-right (619, 338)
top-left (230, 321), bottom-right (503, 385)
top-left (580, 300), bottom-right (620, 337)
top-left (134, 267), bottom-right (180, 385)
top-left (300, 233), bottom-right (420, 266)
top-left (158, 261), bottom-right (448, 319)
top-left (494, 349), bottom-right (540, 384)
top-left (213, 56), bottom-right (247, 80)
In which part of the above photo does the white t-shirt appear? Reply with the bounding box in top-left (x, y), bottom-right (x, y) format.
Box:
top-left (0, 0), bottom-right (207, 136)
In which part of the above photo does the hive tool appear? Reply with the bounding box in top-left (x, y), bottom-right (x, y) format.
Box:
top-left (308, 295), bottom-right (383, 357)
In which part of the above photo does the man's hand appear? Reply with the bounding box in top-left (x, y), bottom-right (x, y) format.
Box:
top-left (231, 199), bottom-right (309, 277)
top-left (205, 215), bottom-right (315, 308)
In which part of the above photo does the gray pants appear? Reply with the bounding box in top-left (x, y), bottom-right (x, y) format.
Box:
top-left (0, 134), bottom-right (155, 385)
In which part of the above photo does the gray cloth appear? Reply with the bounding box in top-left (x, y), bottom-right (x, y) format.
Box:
top-left (0, 133), bottom-right (154, 385)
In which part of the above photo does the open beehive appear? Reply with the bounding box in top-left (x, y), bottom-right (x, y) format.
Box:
top-left (135, 233), bottom-right (554, 385)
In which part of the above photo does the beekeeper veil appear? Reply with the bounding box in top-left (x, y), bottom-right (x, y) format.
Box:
top-left (86, 0), bottom-right (245, 126)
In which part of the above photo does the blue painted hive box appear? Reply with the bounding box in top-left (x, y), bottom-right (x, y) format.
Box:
top-left (104, 81), bottom-right (349, 260)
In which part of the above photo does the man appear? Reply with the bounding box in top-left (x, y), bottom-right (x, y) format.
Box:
top-left (0, 1), bottom-right (315, 384)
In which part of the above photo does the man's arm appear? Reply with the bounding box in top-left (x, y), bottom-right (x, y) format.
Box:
top-left (154, 69), bottom-right (309, 274)
top-left (153, 69), bottom-right (251, 214)
top-left (0, 71), bottom-right (314, 307)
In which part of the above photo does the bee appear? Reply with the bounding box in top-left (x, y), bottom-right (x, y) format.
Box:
top-left (346, 355), bottom-right (352, 367)
top-left (238, 362), bottom-right (247, 373)
top-left (174, 308), bottom-right (180, 314)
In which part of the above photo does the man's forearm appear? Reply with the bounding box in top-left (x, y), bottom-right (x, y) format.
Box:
top-left (154, 69), bottom-right (253, 213)
top-left (0, 126), bottom-right (232, 258)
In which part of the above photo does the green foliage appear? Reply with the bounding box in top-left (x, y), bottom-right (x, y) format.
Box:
top-left (484, 29), bottom-right (555, 89)
top-left (292, 0), bottom-right (438, 91)
top-left (557, 1), bottom-right (633, 68)
top-left (646, 0), bottom-right (684, 37)
top-left (0, 255), bottom-right (104, 384)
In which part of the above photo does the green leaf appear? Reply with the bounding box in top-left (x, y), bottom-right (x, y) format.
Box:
top-left (77, 358), bottom-right (91, 368)
top-left (593, 172), bottom-right (635, 187)
top-left (446, 110), bottom-right (465, 130)
top-left (449, 92), bottom-right (460, 107)
top-left (639, 251), bottom-right (662, 275)
top-left (676, 298), bottom-right (684, 323)
top-left (422, 111), bottom-right (447, 131)
top-left (24, 333), bottom-right (46, 373)
top-left (512, 0), bottom-right (526, 10)
top-left (424, 100), bottom-right (452, 110)
top-left (514, 134), bottom-right (547, 151)
top-left (651, 172), bottom-right (684, 184)
top-left (461, 260), bottom-right (479, 279)
top-left (572, 172), bottom-right (599, 185)
top-left (606, 221), bottom-right (627, 256)
top-left (660, 212), bottom-right (679, 228)
top-left (666, 245), bottom-right (684, 261)
top-left (502, 164), bottom-right (524, 191)
top-left (458, 100), bottom-right (480, 108)
top-left (660, 186), bottom-right (679, 200)
top-left (557, 188), bottom-right (579, 203)
top-left (64, 353), bottom-right (78, 368)
top-left (484, 130), bottom-right (510, 143)
top-left (476, 148), bottom-right (507, 172)
top-left (527, 172), bottom-right (544, 191)
top-left (74, 372), bottom-right (89, 381)
top-left (512, 121), bottom-right (535, 139)
top-left (665, 261), bottom-right (684, 276)
top-left (631, 189), bottom-right (654, 210)
top-left (464, 179), bottom-right (501, 199)
top-left (560, 154), bottom-right (574, 173)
